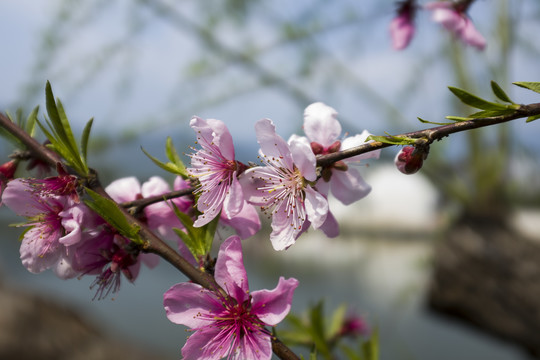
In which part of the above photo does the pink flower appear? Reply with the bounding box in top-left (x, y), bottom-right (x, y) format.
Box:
top-left (390, 0), bottom-right (416, 50)
top-left (73, 230), bottom-right (158, 300)
top-left (2, 178), bottom-right (90, 278)
top-left (241, 118), bottom-right (329, 250)
top-left (300, 102), bottom-right (380, 206)
top-left (164, 236), bottom-right (298, 360)
top-left (188, 116), bottom-right (249, 227)
top-left (425, 1), bottom-right (486, 50)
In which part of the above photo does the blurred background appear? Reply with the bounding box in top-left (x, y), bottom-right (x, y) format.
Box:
top-left (1, 0), bottom-right (540, 359)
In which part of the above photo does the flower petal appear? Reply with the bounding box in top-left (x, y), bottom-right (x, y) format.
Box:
top-left (234, 329), bottom-right (273, 360)
top-left (330, 169), bottom-right (371, 205)
top-left (222, 173), bottom-right (244, 218)
top-left (214, 236), bottom-right (250, 302)
top-left (220, 201), bottom-right (261, 239)
top-left (254, 118), bottom-right (293, 170)
top-left (341, 131), bottom-right (381, 163)
top-left (181, 326), bottom-right (228, 360)
top-left (206, 118), bottom-right (235, 160)
top-left (251, 277), bottom-right (299, 326)
top-left (163, 282), bottom-right (221, 328)
top-left (269, 207), bottom-right (299, 251)
top-left (105, 177), bottom-right (141, 203)
top-left (303, 102), bottom-right (341, 147)
top-left (319, 209), bottom-right (340, 238)
top-left (304, 186), bottom-right (328, 229)
top-left (289, 136), bottom-right (317, 182)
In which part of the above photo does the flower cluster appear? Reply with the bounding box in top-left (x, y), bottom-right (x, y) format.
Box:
top-left (0, 172), bottom-right (193, 299)
top-left (1, 101), bottom-right (379, 359)
top-left (188, 103), bottom-right (379, 250)
top-left (390, 0), bottom-right (486, 51)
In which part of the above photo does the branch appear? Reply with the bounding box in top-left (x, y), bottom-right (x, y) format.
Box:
top-left (316, 103), bottom-right (540, 168)
top-left (0, 113), bottom-right (61, 167)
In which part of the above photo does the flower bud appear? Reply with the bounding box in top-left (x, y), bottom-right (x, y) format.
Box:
top-left (310, 142), bottom-right (324, 155)
top-left (394, 145), bottom-right (428, 174)
top-left (0, 160), bottom-right (17, 180)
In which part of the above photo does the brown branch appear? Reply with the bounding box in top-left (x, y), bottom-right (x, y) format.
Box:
top-left (316, 103), bottom-right (540, 168)
top-left (0, 113), bottom-right (61, 166)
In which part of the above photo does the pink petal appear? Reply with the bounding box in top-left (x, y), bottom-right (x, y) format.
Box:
top-left (289, 137), bottom-right (317, 182)
top-left (2, 179), bottom-right (47, 216)
top-left (105, 177), bottom-right (141, 203)
top-left (390, 15), bottom-right (415, 50)
top-left (220, 201), bottom-right (261, 239)
top-left (181, 327), bottom-right (228, 360)
top-left (20, 226), bottom-right (63, 273)
top-left (341, 131), bottom-right (381, 163)
top-left (214, 236), bottom-right (250, 302)
top-left (239, 167), bottom-right (274, 206)
top-left (235, 329), bottom-right (273, 360)
top-left (304, 186), bottom-right (328, 229)
top-left (303, 102), bottom-right (341, 147)
top-left (254, 118), bottom-right (294, 170)
top-left (459, 17), bottom-right (486, 50)
top-left (222, 173), bottom-right (244, 218)
top-left (206, 119), bottom-right (235, 160)
top-left (163, 282), bottom-right (221, 328)
top-left (269, 208), bottom-right (299, 251)
top-left (251, 277), bottom-right (299, 326)
top-left (319, 208), bottom-right (340, 238)
top-left (330, 169), bottom-right (371, 205)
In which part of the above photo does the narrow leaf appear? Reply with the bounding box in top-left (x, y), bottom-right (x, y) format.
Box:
top-left (327, 304), bottom-right (347, 339)
top-left (366, 134), bottom-right (418, 146)
top-left (84, 188), bottom-right (143, 244)
top-left (141, 146), bottom-right (188, 177)
top-left (445, 115), bottom-right (473, 121)
top-left (80, 118), bottom-right (94, 165)
top-left (448, 86), bottom-right (507, 110)
top-left (25, 106), bottom-right (40, 136)
top-left (417, 117), bottom-right (454, 125)
top-left (513, 81), bottom-right (540, 94)
top-left (491, 81), bottom-right (513, 103)
top-left (526, 114), bottom-right (540, 123)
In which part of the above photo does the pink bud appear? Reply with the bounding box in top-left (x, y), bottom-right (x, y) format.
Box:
top-left (310, 142), bottom-right (324, 155)
top-left (394, 146), bottom-right (428, 174)
top-left (0, 160), bottom-right (17, 180)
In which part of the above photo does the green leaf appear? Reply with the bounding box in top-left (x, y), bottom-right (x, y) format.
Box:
top-left (361, 329), bottom-right (379, 360)
top-left (448, 86), bottom-right (508, 111)
top-left (141, 146), bottom-right (188, 177)
top-left (309, 302), bottom-right (332, 359)
top-left (43, 82), bottom-right (88, 175)
top-left (491, 81), bottom-right (514, 103)
top-left (80, 118), bottom-right (94, 166)
top-left (366, 134), bottom-right (418, 146)
top-left (467, 109), bottom-right (517, 119)
top-left (526, 114), bottom-right (540, 123)
top-left (25, 106), bottom-right (39, 136)
top-left (327, 304), bottom-right (347, 339)
top-left (84, 188), bottom-right (143, 244)
top-left (513, 81), bottom-right (540, 94)
top-left (165, 137), bottom-right (188, 177)
top-left (417, 117), bottom-right (455, 125)
top-left (445, 115), bottom-right (473, 121)
top-left (340, 344), bottom-right (363, 360)
top-left (171, 203), bottom-right (217, 258)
